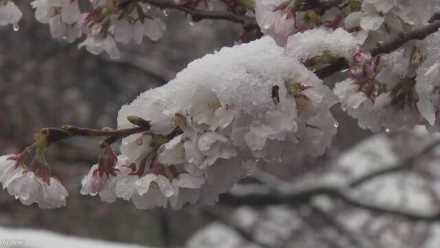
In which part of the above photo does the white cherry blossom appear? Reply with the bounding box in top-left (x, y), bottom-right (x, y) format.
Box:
top-left (0, 1), bottom-right (22, 27)
top-left (0, 155), bottom-right (68, 209)
top-left (78, 36), bottom-right (121, 59)
top-left (114, 37), bottom-right (338, 208)
top-left (256, 0), bottom-right (296, 46)
top-left (31, 0), bottom-right (82, 42)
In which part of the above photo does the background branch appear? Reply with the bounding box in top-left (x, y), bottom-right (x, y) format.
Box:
top-left (349, 139), bottom-right (440, 188)
top-left (307, 204), bottom-right (367, 248)
top-left (139, 0), bottom-right (256, 25)
top-left (202, 208), bottom-right (271, 248)
top-left (220, 139), bottom-right (440, 222)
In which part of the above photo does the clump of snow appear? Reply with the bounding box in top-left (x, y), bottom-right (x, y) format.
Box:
top-left (88, 37), bottom-right (338, 209)
top-left (286, 28), bottom-right (361, 62)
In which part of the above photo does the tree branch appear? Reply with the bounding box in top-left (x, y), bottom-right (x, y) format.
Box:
top-left (96, 54), bottom-right (172, 86)
top-left (220, 186), bottom-right (440, 222)
top-left (295, 206), bottom-right (345, 248)
top-left (43, 125), bottom-right (151, 145)
top-left (316, 20), bottom-right (440, 78)
top-left (202, 208), bottom-right (272, 248)
top-left (139, 0), bottom-right (256, 25)
top-left (349, 139), bottom-right (440, 188)
top-left (306, 0), bottom-right (345, 13)
top-left (220, 138), bottom-right (440, 222)
top-left (370, 21), bottom-right (440, 56)
top-left (307, 204), bottom-right (367, 248)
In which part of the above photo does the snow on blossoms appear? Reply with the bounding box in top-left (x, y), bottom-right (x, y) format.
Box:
top-left (78, 37), bottom-right (338, 209)
top-left (346, 0), bottom-right (438, 49)
top-left (286, 27), bottom-right (362, 62)
top-left (360, 0), bottom-right (436, 29)
top-left (334, 47), bottom-right (425, 132)
top-left (0, 0), bottom-right (22, 27)
top-left (0, 154), bottom-right (68, 209)
top-left (280, 23), bottom-right (440, 133)
top-left (255, 0), bottom-right (357, 46)
top-left (334, 32), bottom-right (440, 132)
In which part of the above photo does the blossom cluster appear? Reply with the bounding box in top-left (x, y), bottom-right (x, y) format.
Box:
top-left (0, 0), bottom-right (21, 28)
top-left (255, 0), bottom-right (438, 47)
top-left (0, 0), bottom-right (166, 58)
top-left (256, 0), bottom-right (440, 132)
top-left (74, 36), bottom-right (338, 209)
top-left (0, 0), bottom-right (254, 58)
top-left (0, 154), bottom-right (68, 209)
top-left (3, 0), bottom-right (440, 210)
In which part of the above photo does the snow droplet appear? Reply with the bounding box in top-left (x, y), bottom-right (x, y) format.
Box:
top-left (12, 23), bottom-right (19, 31)
top-left (385, 128), bottom-right (391, 133)
top-left (163, 9), bottom-right (169, 17)
top-left (333, 123), bottom-right (339, 128)
top-left (186, 15), bottom-right (195, 26)
top-left (110, 53), bottom-right (120, 60)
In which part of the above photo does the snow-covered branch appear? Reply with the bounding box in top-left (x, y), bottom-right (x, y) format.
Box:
top-left (316, 18), bottom-right (440, 78)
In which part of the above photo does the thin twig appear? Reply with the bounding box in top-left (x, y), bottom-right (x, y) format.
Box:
top-left (349, 139), bottom-right (440, 188)
top-left (220, 138), bottom-right (440, 222)
top-left (295, 206), bottom-right (345, 248)
top-left (43, 126), bottom-right (150, 145)
top-left (308, 204), bottom-right (367, 248)
top-left (220, 186), bottom-right (440, 222)
top-left (202, 208), bottom-right (272, 248)
top-left (140, 0), bottom-right (256, 25)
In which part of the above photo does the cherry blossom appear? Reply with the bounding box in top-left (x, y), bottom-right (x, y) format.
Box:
top-left (78, 36), bottom-right (121, 59)
top-left (0, 155), bottom-right (68, 209)
top-left (255, 0), bottom-right (296, 46)
top-left (335, 47), bottom-right (424, 132)
top-left (31, 0), bottom-right (82, 42)
top-left (111, 37), bottom-right (339, 209)
top-left (0, 1), bottom-right (22, 27)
